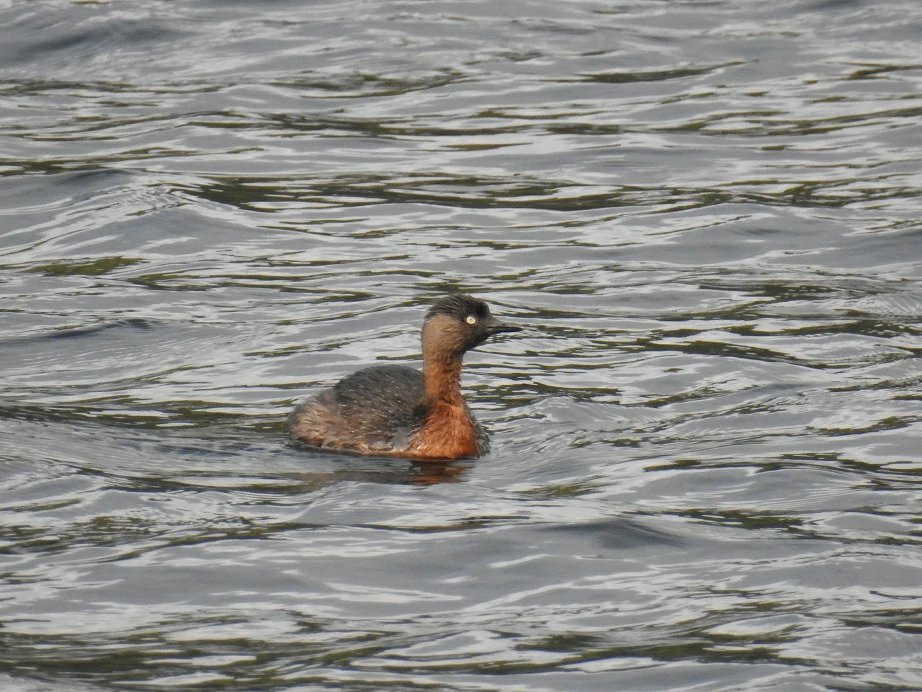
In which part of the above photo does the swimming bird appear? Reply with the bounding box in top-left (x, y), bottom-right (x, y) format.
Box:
top-left (288, 294), bottom-right (521, 459)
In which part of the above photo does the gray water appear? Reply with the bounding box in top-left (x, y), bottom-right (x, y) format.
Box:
top-left (2, 0), bottom-right (922, 690)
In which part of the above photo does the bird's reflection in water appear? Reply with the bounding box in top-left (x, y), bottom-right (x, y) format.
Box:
top-left (288, 453), bottom-right (471, 487)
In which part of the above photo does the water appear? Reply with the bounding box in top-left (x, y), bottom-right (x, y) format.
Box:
top-left (2, 0), bottom-right (922, 689)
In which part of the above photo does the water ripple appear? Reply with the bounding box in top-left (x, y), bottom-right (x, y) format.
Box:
top-left (2, 0), bottom-right (922, 689)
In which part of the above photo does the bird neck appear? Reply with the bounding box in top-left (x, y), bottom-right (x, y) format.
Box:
top-left (420, 315), bottom-right (467, 406)
top-left (422, 354), bottom-right (464, 406)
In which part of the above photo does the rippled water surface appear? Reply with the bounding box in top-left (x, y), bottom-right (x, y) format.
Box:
top-left (2, 0), bottom-right (922, 690)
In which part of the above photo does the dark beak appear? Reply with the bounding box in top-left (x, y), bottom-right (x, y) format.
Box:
top-left (485, 319), bottom-right (522, 336)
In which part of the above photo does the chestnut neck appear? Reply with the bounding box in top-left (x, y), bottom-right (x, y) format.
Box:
top-left (420, 315), bottom-right (466, 406)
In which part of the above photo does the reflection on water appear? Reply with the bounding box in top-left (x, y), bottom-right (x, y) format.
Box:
top-left (2, 0), bottom-right (922, 689)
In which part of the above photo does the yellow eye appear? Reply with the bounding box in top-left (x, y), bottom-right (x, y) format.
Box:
top-left (465, 315), bottom-right (477, 325)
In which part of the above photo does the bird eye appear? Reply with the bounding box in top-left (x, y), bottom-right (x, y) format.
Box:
top-left (465, 315), bottom-right (477, 325)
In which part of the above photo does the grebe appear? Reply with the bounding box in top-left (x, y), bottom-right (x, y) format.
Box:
top-left (287, 294), bottom-right (521, 459)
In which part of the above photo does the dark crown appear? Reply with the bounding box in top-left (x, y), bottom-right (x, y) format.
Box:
top-left (426, 293), bottom-right (490, 321)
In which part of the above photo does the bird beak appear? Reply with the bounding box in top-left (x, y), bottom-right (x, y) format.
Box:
top-left (486, 319), bottom-right (523, 335)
